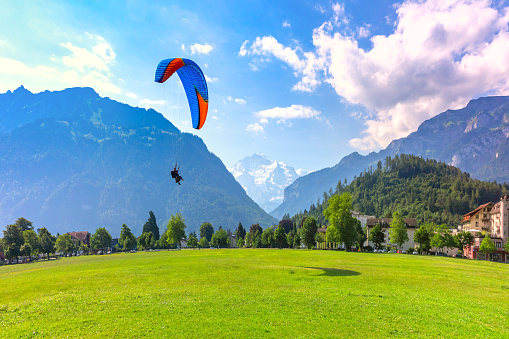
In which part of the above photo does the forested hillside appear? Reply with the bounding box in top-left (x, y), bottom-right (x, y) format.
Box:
top-left (290, 154), bottom-right (509, 227)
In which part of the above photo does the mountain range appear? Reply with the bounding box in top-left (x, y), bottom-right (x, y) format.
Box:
top-left (271, 96), bottom-right (509, 219)
top-left (0, 86), bottom-right (277, 237)
top-left (228, 154), bottom-right (308, 212)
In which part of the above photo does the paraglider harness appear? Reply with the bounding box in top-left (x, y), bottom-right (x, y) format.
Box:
top-left (171, 164), bottom-right (183, 185)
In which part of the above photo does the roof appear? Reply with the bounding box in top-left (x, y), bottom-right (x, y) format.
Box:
top-left (462, 202), bottom-right (493, 222)
top-left (366, 218), bottom-right (418, 228)
top-left (68, 231), bottom-right (90, 242)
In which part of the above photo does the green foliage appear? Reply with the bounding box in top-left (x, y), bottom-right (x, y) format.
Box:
top-left (187, 233), bottom-right (199, 248)
top-left (3, 223), bottom-right (24, 260)
top-left (55, 234), bottom-right (75, 255)
top-left (234, 223), bottom-right (246, 240)
top-left (249, 224), bottom-right (263, 238)
top-left (414, 224), bottom-right (433, 253)
top-left (200, 222), bottom-right (214, 242)
top-left (119, 224), bottom-right (137, 252)
top-left (166, 213), bottom-right (187, 248)
top-left (430, 224), bottom-right (455, 252)
top-left (454, 231), bottom-right (474, 250)
top-left (91, 228), bottom-right (112, 252)
top-left (369, 224), bottom-right (385, 250)
top-left (479, 236), bottom-right (496, 256)
top-left (22, 230), bottom-right (40, 256)
top-left (38, 227), bottom-right (55, 260)
top-left (142, 211), bottom-right (160, 241)
top-left (274, 225), bottom-right (287, 249)
top-left (291, 154), bottom-right (509, 227)
top-left (199, 237), bottom-right (209, 248)
top-left (301, 217), bottom-right (318, 249)
top-left (261, 228), bottom-right (275, 248)
top-left (389, 211), bottom-right (409, 250)
top-left (237, 237), bottom-right (245, 248)
top-left (14, 217), bottom-right (33, 231)
top-left (323, 192), bottom-right (358, 250)
top-left (211, 229), bottom-right (229, 248)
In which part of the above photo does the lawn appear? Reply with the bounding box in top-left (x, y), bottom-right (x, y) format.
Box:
top-left (1, 249), bottom-right (508, 338)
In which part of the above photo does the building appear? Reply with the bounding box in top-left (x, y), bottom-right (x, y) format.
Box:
top-left (351, 211), bottom-right (375, 228)
top-left (462, 196), bottom-right (509, 261)
top-left (461, 202), bottom-right (493, 233)
top-left (365, 218), bottom-right (418, 251)
top-left (68, 231), bottom-right (91, 248)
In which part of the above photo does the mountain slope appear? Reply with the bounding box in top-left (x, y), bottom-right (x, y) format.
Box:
top-left (272, 96), bottom-right (509, 219)
top-left (0, 87), bottom-right (276, 236)
top-left (228, 153), bottom-right (308, 212)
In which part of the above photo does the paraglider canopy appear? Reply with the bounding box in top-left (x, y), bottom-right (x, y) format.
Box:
top-left (155, 58), bottom-right (208, 130)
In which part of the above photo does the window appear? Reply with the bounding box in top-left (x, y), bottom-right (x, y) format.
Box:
top-left (475, 222), bottom-right (478, 227)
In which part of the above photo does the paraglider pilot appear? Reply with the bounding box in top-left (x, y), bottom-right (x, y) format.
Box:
top-left (171, 164), bottom-right (183, 185)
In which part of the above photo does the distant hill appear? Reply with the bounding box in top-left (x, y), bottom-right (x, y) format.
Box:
top-left (228, 153), bottom-right (309, 212)
top-left (289, 154), bottom-right (509, 228)
top-left (272, 96), bottom-right (509, 219)
top-left (0, 86), bottom-right (277, 236)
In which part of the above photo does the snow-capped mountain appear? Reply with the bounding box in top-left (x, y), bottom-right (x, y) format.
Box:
top-left (228, 154), bottom-right (309, 212)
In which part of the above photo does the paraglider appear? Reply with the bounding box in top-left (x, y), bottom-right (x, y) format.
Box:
top-left (155, 58), bottom-right (208, 129)
top-left (155, 58), bottom-right (209, 185)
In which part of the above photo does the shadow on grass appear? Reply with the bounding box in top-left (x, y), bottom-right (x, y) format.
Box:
top-left (303, 267), bottom-right (361, 277)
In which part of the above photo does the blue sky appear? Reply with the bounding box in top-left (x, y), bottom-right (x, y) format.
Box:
top-left (1, 0), bottom-right (509, 172)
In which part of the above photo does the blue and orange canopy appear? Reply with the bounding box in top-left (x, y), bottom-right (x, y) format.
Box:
top-left (155, 58), bottom-right (208, 130)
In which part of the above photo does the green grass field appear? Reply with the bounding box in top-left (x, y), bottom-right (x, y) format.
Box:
top-left (1, 249), bottom-right (508, 338)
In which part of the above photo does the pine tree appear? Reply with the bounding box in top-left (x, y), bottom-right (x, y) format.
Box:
top-left (142, 211), bottom-right (160, 241)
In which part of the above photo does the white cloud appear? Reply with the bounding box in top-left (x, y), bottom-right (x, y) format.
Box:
top-left (246, 122), bottom-right (264, 133)
top-left (205, 75), bottom-right (218, 83)
top-left (227, 96), bottom-right (246, 104)
top-left (0, 33), bottom-right (120, 95)
top-left (126, 92), bottom-right (138, 99)
top-left (283, 20), bottom-right (291, 28)
top-left (139, 99), bottom-right (166, 109)
top-left (255, 105), bottom-right (321, 124)
top-left (240, 0), bottom-right (509, 151)
top-left (182, 43), bottom-right (213, 55)
top-left (358, 24), bottom-right (371, 38)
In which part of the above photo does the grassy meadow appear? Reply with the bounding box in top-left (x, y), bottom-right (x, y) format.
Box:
top-left (1, 249), bottom-right (508, 338)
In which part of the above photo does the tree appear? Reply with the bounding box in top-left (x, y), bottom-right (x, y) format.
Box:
top-left (301, 217), bottom-right (318, 249)
top-left (454, 231), bottom-right (474, 252)
top-left (187, 233), bottom-right (199, 248)
top-left (249, 224), bottom-right (263, 238)
top-left (279, 220), bottom-right (293, 234)
top-left (479, 235), bottom-right (496, 259)
top-left (414, 224), bottom-right (433, 253)
top-left (234, 223), bottom-right (246, 240)
top-left (369, 224), bottom-right (385, 250)
top-left (286, 232), bottom-right (294, 248)
top-left (3, 224), bottom-right (24, 262)
top-left (504, 241), bottom-right (509, 255)
top-left (389, 211), bottom-right (409, 250)
top-left (23, 230), bottom-right (40, 258)
top-left (356, 223), bottom-right (367, 250)
top-left (138, 232), bottom-right (155, 250)
top-left (200, 222), bottom-right (214, 242)
top-left (261, 228), bottom-right (275, 248)
top-left (430, 224), bottom-right (454, 253)
top-left (119, 224), bottom-right (137, 252)
top-left (237, 237), bottom-right (245, 248)
top-left (55, 234), bottom-right (75, 256)
top-left (157, 231), bottom-right (171, 249)
top-left (166, 213), bottom-right (187, 249)
top-left (323, 192), bottom-right (358, 250)
top-left (253, 230), bottom-right (262, 248)
top-left (211, 229), bottom-right (229, 248)
top-left (293, 230), bottom-right (302, 249)
top-left (274, 225), bottom-right (287, 249)
top-left (38, 227), bottom-right (55, 260)
top-left (15, 217), bottom-right (33, 231)
top-left (142, 211), bottom-right (160, 241)
top-left (199, 237), bottom-right (209, 249)
top-left (245, 232), bottom-right (253, 248)
top-left (91, 227), bottom-right (112, 253)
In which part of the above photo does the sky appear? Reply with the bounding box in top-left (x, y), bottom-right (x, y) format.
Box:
top-left (1, 0), bottom-right (509, 172)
